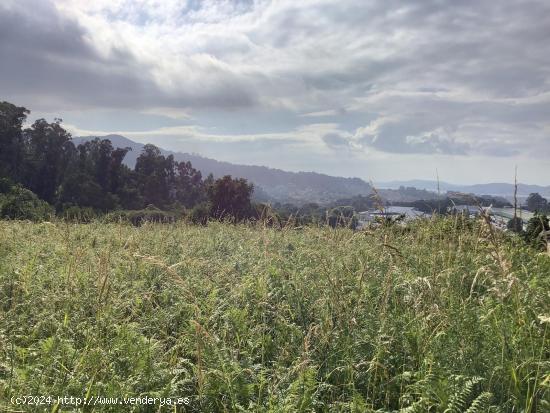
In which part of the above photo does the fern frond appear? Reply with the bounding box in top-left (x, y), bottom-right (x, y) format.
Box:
top-left (446, 375), bottom-right (484, 413)
top-left (398, 398), bottom-right (430, 413)
top-left (464, 391), bottom-right (492, 413)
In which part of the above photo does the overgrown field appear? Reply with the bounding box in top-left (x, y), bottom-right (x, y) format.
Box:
top-left (0, 218), bottom-right (549, 412)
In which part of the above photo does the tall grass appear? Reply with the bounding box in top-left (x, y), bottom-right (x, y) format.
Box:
top-left (0, 217), bottom-right (548, 412)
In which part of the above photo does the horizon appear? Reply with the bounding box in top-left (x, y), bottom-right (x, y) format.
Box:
top-left (2, 0), bottom-right (550, 185)
top-left (75, 133), bottom-right (549, 188)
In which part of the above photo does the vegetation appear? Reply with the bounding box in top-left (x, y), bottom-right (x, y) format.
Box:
top-left (271, 202), bottom-right (361, 228)
top-left (104, 206), bottom-right (177, 226)
top-left (0, 180), bottom-right (53, 221)
top-left (154, 152), bottom-right (373, 205)
top-left (208, 175), bottom-right (254, 221)
top-left (507, 216), bottom-right (524, 233)
top-left (0, 100), bottom-right (256, 222)
top-left (524, 213), bottom-right (550, 251)
top-left (0, 217), bottom-right (548, 412)
top-left (332, 195), bottom-right (379, 212)
top-left (505, 212), bottom-right (550, 251)
top-left (327, 206), bottom-right (358, 229)
top-left (398, 194), bottom-right (512, 215)
top-left (378, 186), bottom-right (438, 203)
top-left (1, 98), bottom-right (549, 411)
top-left (526, 193), bottom-right (549, 213)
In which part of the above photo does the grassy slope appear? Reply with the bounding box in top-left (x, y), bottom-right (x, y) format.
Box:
top-left (0, 219), bottom-right (548, 412)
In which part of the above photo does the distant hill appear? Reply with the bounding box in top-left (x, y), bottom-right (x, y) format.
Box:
top-left (73, 135), bottom-right (372, 205)
top-left (377, 187), bottom-right (439, 203)
top-left (376, 180), bottom-right (550, 198)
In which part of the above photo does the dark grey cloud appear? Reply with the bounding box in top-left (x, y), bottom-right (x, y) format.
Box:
top-left (0, 2), bottom-right (150, 108)
top-left (1, 0), bottom-right (549, 163)
top-left (247, 0), bottom-right (549, 156)
top-left (251, 0), bottom-right (550, 98)
top-left (0, 1), bottom-right (258, 111)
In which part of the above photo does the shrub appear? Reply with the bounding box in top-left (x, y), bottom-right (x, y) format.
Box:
top-left (103, 206), bottom-right (175, 226)
top-left (188, 202), bottom-right (211, 225)
top-left (507, 216), bottom-right (523, 233)
top-left (129, 208), bottom-right (174, 226)
top-left (0, 185), bottom-right (53, 221)
top-left (524, 212), bottom-right (549, 250)
top-left (327, 206), bottom-right (358, 229)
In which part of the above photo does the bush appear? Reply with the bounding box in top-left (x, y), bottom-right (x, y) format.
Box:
top-left (0, 185), bottom-right (53, 221)
top-left (507, 216), bottom-right (523, 233)
top-left (188, 202), bottom-right (211, 225)
top-left (103, 210), bottom-right (130, 224)
top-left (129, 208), bottom-right (175, 226)
top-left (524, 213), bottom-right (549, 250)
top-left (327, 206), bottom-right (358, 229)
top-left (104, 206), bottom-right (175, 226)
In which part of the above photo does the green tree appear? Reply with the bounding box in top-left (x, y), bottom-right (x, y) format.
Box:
top-left (525, 192), bottom-right (548, 213)
top-left (208, 175), bottom-right (254, 221)
top-left (0, 101), bottom-right (29, 181)
top-left (175, 161), bottom-right (205, 208)
top-left (57, 172), bottom-right (117, 212)
top-left (110, 147), bottom-right (132, 195)
top-left (135, 144), bottom-right (174, 208)
top-left (57, 138), bottom-right (133, 212)
top-left (22, 118), bottom-right (74, 203)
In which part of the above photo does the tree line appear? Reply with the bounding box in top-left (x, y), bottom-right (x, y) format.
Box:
top-left (2, 99), bottom-right (548, 241)
top-left (0, 100), bottom-right (255, 222)
top-left (0, 99), bottom-right (371, 228)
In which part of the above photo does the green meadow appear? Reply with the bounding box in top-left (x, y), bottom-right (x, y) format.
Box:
top-left (1, 218), bottom-right (548, 412)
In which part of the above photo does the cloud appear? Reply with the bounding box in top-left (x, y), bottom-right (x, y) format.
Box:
top-left (351, 93), bottom-right (550, 157)
top-left (322, 133), bottom-right (350, 149)
top-left (1, 0), bottom-right (550, 173)
top-left (0, 0), bottom-right (258, 111)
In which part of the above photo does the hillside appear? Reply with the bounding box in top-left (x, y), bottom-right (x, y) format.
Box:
top-left (377, 179), bottom-right (550, 198)
top-left (73, 135), bottom-right (372, 205)
top-left (1, 219), bottom-right (548, 411)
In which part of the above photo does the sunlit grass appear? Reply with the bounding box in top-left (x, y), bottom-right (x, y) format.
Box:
top-left (0, 218), bottom-right (548, 412)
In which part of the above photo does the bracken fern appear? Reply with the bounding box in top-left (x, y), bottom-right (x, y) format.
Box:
top-left (0, 218), bottom-right (548, 412)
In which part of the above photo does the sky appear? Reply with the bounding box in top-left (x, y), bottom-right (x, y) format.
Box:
top-left (1, 0), bottom-right (549, 185)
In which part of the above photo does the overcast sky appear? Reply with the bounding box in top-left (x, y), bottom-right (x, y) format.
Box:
top-left (1, 0), bottom-right (549, 184)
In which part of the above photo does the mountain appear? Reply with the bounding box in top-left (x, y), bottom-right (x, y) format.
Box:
top-left (72, 135), bottom-right (372, 205)
top-left (376, 180), bottom-right (550, 199)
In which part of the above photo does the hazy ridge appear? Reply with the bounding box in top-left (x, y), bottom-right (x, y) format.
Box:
top-left (74, 135), bottom-right (372, 204)
top-left (74, 135), bottom-right (550, 204)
